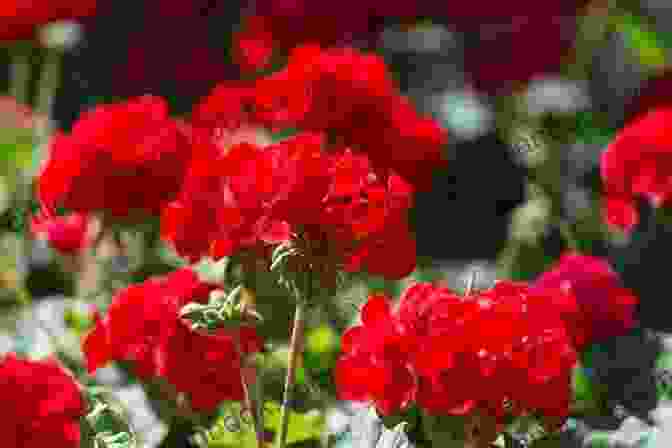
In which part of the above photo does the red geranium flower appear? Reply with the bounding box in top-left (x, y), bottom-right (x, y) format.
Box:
top-left (30, 211), bottom-right (91, 254)
top-left (0, 354), bottom-right (85, 448)
top-left (533, 252), bottom-right (638, 348)
top-left (335, 295), bottom-right (417, 415)
top-left (252, 46), bottom-right (447, 190)
top-left (162, 132), bottom-right (417, 279)
top-left (37, 95), bottom-right (192, 221)
top-left (600, 107), bottom-right (672, 231)
top-left (83, 268), bottom-right (263, 411)
top-left (337, 281), bottom-right (577, 423)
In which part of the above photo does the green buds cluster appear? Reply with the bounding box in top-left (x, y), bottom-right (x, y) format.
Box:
top-left (180, 285), bottom-right (263, 333)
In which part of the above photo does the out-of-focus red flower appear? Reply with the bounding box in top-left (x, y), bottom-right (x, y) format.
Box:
top-left (37, 96), bottom-right (192, 221)
top-left (83, 268), bottom-right (263, 411)
top-left (600, 107), bottom-right (672, 231)
top-left (232, 6), bottom-right (380, 73)
top-left (0, 353), bottom-right (85, 448)
top-left (0, 0), bottom-right (96, 42)
top-left (30, 212), bottom-right (90, 254)
top-left (533, 252), bottom-right (638, 348)
top-left (337, 281), bottom-right (577, 423)
top-left (235, 1), bottom-right (588, 95)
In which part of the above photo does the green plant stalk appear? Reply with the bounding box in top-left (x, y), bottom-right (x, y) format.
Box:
top-left (235, 332), bottom-right (264, 448)
top-left (33, 47), bottom-right (63, 162)
top-left (275, 287), bottom-right (308, 448)
top-left (9, 43), bottom-right (32, 105)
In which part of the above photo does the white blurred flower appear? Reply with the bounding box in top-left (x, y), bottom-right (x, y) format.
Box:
top-left (523, 77), bottom-right (590, 116)
top-left (437, 90), bottom-right (493, 141)
top-left (38, 21), bottom-right (83, 51)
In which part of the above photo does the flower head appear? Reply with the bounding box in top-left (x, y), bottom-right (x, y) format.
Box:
top-left (0, 354), bottom-right (85, 448)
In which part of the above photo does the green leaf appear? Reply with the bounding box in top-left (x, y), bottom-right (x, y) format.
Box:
top-left (305, 325), bottom-right (339, 355)
top-left (583, 431), bottom-right (612, 448)
top-left (573, 365), bottom-right (595, 406)
top-left (194, 257), bottom-right (231, 286)
top-left (207, 401), bottom-right (324, 448)
top-left (617, 13), bottom-right (668, 69)
top-left (271, 128), bottom-right (299, 143)
top-left (84, 387), bottom-right (137, 448)
top-left (655, 352), bottom-right (672, 400)
top-left (0, 127), bottom-right (35, 172)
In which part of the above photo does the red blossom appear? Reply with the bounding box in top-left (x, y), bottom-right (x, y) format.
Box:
top-left (337, 282), bottom-right (577, 422)
top-left (37, 95), bottom-right (192, 221)
top-left (30, 211), bottom-right (91, 254)
top-left (162, 132), bottom-right (417, 279)
top-left (252, 45), bottom-right (448, 190)
top-left (335, 295), bottom-right (416, 415)
top-left (601, 107), bottom-right (672, 231)
top-left (0, 354), bottom-right (85, 448)
top-left (533, 252), bottom-right (638, 348)
top-left (82, 268), bottom-right (262, 411)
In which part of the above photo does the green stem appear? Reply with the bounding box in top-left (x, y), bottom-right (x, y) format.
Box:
top-left (9, 44), bottom-right (32, 105)
top-left (275, 273), bottom-right (309, 448)
top-left (558, 220), bottom-right (580, 252)
top-left (235, 333), bottom-right (264, 448)
top-left (32, 47), bottom-right (63, 163)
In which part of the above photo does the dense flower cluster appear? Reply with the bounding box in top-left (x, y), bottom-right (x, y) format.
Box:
top-left (37, 95), bottom-right (192, 220)
top-left (83, 268), bottom-right (263, 411)
top-left (336, 282), bottom-right (579, 424)
top-left (0, 0), bottom-right (96, 41)
top-left (30, 212), bottom-right (90, 254)
top-left (600, 107), bottom-right (672, 231)
top-left (533, 252), bottom-right (638, 348)
top-left (0, 353), bottom-right (85, 448)
top-left (160, 45), bottom-right (445, 279)
top-left (162, 132), bottom-right (416, 279)
top-left (195, 45), bottom-right (447, 190)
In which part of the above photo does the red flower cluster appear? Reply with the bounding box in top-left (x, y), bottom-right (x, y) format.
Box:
top-left (37, 95), bottom-right (192, 220)
top-left (336, 281), bottom-right (578, 423)
top-left (0, 0), bottom-right (96, 42)
top-left (0, 353), bottom-right (85, 448)
top-left (194, 46), bottom-right (447, 188)
top-left (253, 45), bottom-right (447, 190)
top-left (83, 268), bottom-right (263, 411)
top-left (600, 107), bottom-right (672, 231)
top-left (30, 212), bottom-right (90, 254)
top-left (162, 45), bottom-right (445, 279)
top-left (162, 132), bottom-right (416, 279)
top-left (533, 252), bottom-right (638, 348)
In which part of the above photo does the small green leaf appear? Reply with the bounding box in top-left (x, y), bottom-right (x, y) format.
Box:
top-left (617, 13), bottom-right (668, 69)
top-left (194, 257), bottom-right (231, 286)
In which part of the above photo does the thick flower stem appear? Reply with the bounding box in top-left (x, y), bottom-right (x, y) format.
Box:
top-left (276, 298), bottom-right (307, 448)
top-left (422, 412), bottom-right (497, 448)
top-left (235, 332), bottom-right (264, 448)
top-left (9, 44), bottom-right (31, 106)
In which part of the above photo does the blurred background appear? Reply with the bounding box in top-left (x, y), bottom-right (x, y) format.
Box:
top-left (3, 1), bottom-right (672, 447)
